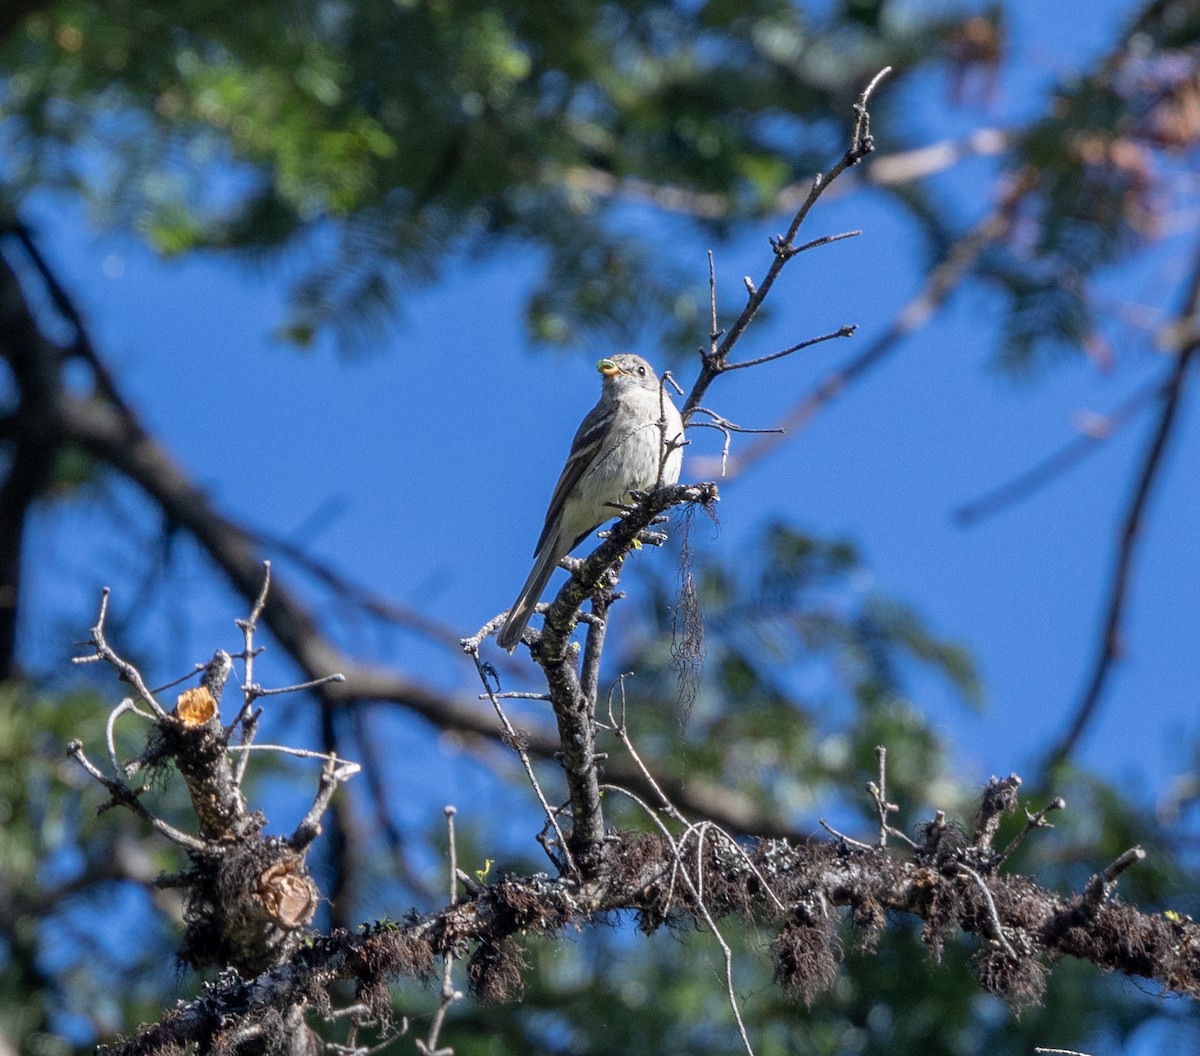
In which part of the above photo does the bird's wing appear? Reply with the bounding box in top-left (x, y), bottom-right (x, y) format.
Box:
top-left (531, 399), bottom-right (612, 556)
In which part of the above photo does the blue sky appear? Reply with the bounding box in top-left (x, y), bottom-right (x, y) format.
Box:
top-left (17, 0), bottom-right (1199, 836)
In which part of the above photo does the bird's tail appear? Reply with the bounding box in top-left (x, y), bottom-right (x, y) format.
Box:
top-left (496, 533), bottom-right (563, 652)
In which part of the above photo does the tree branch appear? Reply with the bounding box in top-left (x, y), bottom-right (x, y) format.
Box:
top-left (680, 67), bottom-right (890, 423)
top-left (691, 182), bottom-right (1029, 480)
top-left (102, 796), bottom-right (1196, 1056)
top-left (1048, 241), bottom-right (1200, 764)
top-left (0, 244), bottom-right (66, 680)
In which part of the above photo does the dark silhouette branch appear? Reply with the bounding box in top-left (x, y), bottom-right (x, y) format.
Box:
top-left (1048, 338), bottom-right (1199, 763)
top-left (1047, 235), bottom-right (1200, 764)
top-left (0, 244), bottom-right (66, 680)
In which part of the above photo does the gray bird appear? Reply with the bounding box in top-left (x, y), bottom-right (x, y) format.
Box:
top-left (497, 354), bottom-right (684, 651)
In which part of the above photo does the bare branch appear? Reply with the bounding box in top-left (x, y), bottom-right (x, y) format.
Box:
top-left (73, 589), bottom-right (169, 719)
top-left (994, 797), bottom-right (1066, 870)
top-left (956, 863), bottom-right (1018, 960)
top-left (602, 784), bottom-right (757, 1056)
top-left (679, 68), bottom-right (891, 422)
top-left (867, 746), bottom-right (918, 850)
top-left (66, 739), bottom-right (212, 854)
top-left (1082, 846), bottom-right (1146, 912)
top-left (1049, 245), bottom-right (1200, 763)
top-left (99, 793), bottom-right (1200, 1056)
top-left (722, 324), bottom-right (857, 373)
top-left (692, 188), bottom-right (1028, 480)
top-left (462, 644), bottom-right (577, 877)
top-left (289, 756), bottom-right (363, 851)
top-left (416, 807), bottom-right (464, 1056)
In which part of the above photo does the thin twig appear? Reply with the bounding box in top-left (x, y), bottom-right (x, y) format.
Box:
top-left (149, 664), bottom-right (206, 695)
top-left (956, 863), bottom-right (1017, 960)
top-left (105, 697), bottom-right (153, 779)
top-left (601, 784), bottom-right (758, 1056)
top-left (464, 645), bottom-right (578, 877)
top-left (603, 675), bottom-right (687, 825)
top-left (227, 744), bottom-right (361, 765)
top-left (233, 563), bottom-right (271, 785)
top-left (689, 408), bottom-right (783, 477)
top-left (1034, 1048), bottom-right (1095, 1056)
top-left (416, 807), bottom-right (463, 1056)
top-left (1049, 338), bottom-right (1198, 763)
top-left (67, 739), bottom-right (212, 853)
top-left (1083, 846), bottom-right (1146, 912)
top-left (722, 325), bottom-right (857, 373)
top-left (73, 589), bottom-right (169, 719)
top-left (866, 746), bottom-right (917, 849)
top-left (993, 796), bottom-right (1066, 870)
top-left (688, 820), bottom-right (788, 916)
top-left (818, 818), bottom-right (874, 851)
top-left (692, 188), bottom-right (1027, 480)
top-left (708, 249), bottom-right (721, 357)
top-left (289, 756), bottom-right (362, 851)
top-left (680, 68), bottom-right (891, 423)
top-left (251, 673), bottom-right (347, 698)
top-left (481, 691), bottom-right (552, 701)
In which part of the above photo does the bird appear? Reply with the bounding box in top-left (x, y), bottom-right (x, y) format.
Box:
top-left (496, 354), bottom-right (684, 652)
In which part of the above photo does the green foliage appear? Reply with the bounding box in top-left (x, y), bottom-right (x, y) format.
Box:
top-left (0, 684), bottom-right (177, 1049)
top-left (0, 0), bottom-right (948, 352)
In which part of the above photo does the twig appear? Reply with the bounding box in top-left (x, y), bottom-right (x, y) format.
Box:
top-left (1082, 846), bottom-right (1146, 912)
top-left (689, 408), bottom-right (783, 477)
top-left (708, 250), bottom-right (722, 356)
top-left (680, 68), bottom-right (891, 423)
top-left (150, 664), bottom-right (206, 695)
top-left (993, 796), bottom-right (1066, 870)
top-left (251, 674), bottom-right (347, 698)
top-left (601, 784), bottom-right (758, 1056)
top-left (818, 818), bottom-right (874, 851)
top-left (67, 739), bottom-right (211, 853)
top-left (603, 675), bottom-right (687, 826)
top-left (290, 756), bottom-right (362, 851)
top-left (105, 697), bottom-right (154, 779)
top-left (1034, 1048), bottom-right (1095, 1056)
top-left (228, 744), bottom-right (361, 765)
top-left (866, 746), bottom-right (917, 850)
top-left (578, 588), bottom-right (612, 715)
top-left (689, 820), bottom-right (787, 916)
top-left (463, 644), bottom-right (578, 877)
top-left (1048, 337), bottom-right (1198, 763)
top-left (416, 807), bottom-right (463, 1056)
top-left (73, 589), bottom-right (169, 719)
top-left (956, 863), bottom-right (1017, 960)
top-left (481, 691), bottom-right (552, 701)
top-left (722, 325), bottom-right (857, 373)
top-left (232, 563), bottom-right (271, 785)
top-left (692, 189), bottom-right (1027, 480)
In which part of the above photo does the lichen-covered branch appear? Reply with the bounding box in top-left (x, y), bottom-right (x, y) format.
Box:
top-left (102, 795), bottom-right (1199, 1056)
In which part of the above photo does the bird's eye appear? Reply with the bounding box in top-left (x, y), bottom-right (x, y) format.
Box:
top-left (637, 365), bottom-right (646, 376)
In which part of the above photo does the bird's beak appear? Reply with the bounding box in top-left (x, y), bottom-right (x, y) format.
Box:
top-left (597, 358), bottom-right (622, 378)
